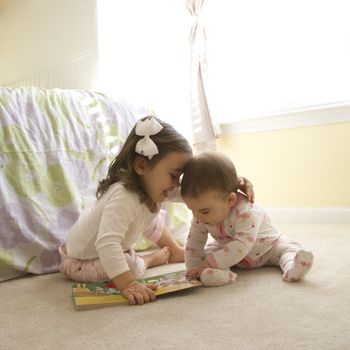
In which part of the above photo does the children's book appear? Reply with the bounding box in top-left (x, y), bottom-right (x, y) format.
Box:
top-left (72, 270), bottom-right (201, 310)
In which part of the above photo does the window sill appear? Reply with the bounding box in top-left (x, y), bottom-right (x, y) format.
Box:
top-left (219, 102), bottom-right (350, 136)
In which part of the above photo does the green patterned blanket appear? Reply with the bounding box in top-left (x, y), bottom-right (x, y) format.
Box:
top-left (0, 87), bottom-right (190, 281)
top-left (0, 87), bottom-right (145, 281)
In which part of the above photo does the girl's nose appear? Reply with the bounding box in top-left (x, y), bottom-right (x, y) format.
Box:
top-left (193, 212), bottom-right (202, 222)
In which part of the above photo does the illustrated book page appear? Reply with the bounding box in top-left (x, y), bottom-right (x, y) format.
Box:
top-left (72, 269), bottom-right (201, 310)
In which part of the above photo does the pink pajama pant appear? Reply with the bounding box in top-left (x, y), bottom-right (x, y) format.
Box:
top-left (59, 210), bottom-right (166, 283)
top-left (205, 235), bottom-right (303, 273)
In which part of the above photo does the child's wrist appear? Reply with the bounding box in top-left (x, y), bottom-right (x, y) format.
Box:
top-left (112, 271), bottom-right (137, 291)
top-left (119, 278), bottom-right (136, 291)
top-left (201, 260), bottom-right (209, 268)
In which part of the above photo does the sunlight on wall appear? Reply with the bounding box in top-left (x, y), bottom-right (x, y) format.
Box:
top-left (0, 0), bottom-right (96, 85)
top-left (218, 122), bottom-right (350, 207)
top-left (97, 0), bottom-right (192, 139)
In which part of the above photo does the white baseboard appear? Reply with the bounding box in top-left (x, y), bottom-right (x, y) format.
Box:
top-left (266, 207), bottom-right (350, 224)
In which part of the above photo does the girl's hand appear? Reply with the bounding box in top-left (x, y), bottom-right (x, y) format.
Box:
top-left (121, 281), bottom-right (157, 305)
top-left (238, 176), bottom-right (255, 203)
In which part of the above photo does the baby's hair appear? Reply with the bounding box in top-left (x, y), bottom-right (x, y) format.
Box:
top-left (96, 116), bottom-right (192, 202)
top-left (181, 151), bottom-right (238, 198)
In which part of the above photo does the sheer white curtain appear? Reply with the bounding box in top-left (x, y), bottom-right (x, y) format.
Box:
top-left (186, 0), bottom-right (220, 153)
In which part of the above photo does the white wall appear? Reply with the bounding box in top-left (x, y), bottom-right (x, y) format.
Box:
top-left (0, 0), bottom-right (97, 88)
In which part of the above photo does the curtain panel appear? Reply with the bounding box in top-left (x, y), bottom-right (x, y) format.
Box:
top-left (187, 0), bottom-right (220, 153)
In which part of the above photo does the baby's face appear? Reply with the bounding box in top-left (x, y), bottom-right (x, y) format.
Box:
top-left (183, 190), bottom-right (236, 225)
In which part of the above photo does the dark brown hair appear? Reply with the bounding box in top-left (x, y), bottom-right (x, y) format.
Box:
top-left (181, 151), bottom-right (238, 198)
top-left (96, 116), bottom-right (192, 202)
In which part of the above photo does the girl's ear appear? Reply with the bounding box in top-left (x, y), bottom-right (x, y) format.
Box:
top-left (134, 156), bottom-right (147, 175)
top-left (227, 192), bottom-right (237, 207)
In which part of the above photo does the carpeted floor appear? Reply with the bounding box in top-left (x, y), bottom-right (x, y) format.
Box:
top-left (1, 224), bottom-right (349, 350)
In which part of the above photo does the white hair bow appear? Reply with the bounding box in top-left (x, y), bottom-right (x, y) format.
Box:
top-left (135, 117), bottom-right (163, 159)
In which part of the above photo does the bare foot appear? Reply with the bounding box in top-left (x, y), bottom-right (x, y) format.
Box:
top-left (168, 245), bottom-right (185, 263)
top-left (143, 246), bottom-right (170, 269)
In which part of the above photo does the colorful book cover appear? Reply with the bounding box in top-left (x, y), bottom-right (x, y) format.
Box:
top-left (72, 270), bottom-right (202, 310)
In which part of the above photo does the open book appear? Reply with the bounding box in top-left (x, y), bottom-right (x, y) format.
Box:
top-left (72, 270), bottom-right (202, 310)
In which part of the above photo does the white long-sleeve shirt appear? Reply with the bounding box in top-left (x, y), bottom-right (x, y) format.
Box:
top-left (65, 182), bottom-right (182, 279)
top-left (65, 183), bottom-right (160, 279)
top-left (185, 193), bottom-right (281, 270)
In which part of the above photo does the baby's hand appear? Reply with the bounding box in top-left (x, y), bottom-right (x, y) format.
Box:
top-left (186, 267), bottom-right (203, 279)
top-left (186, 260), bottom-right (210, 280)
top-left (121, 281), bottom-right (157, 305)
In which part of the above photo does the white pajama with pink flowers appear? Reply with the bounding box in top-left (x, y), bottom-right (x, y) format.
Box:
top-left (185, 193), bottom-right (313, 286)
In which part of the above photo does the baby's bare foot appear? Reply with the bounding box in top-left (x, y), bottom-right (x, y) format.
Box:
top-left (143, 246), bottom-right (170, 269)
top-left (168, 246), bottom-right (185, 263)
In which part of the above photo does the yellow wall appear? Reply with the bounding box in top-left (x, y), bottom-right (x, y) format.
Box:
top-left (218, 122), bottom-right (350, 207)
top-left (0, 0), bottom-right (96, 85)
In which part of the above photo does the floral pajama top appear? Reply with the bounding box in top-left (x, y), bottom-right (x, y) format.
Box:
top-left (185, 193), bottom-right (281, 270)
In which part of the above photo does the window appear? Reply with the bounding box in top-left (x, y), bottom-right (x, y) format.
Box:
top-left (204, 0), bottom-right (350, 124)
top-left (97, 0), bottom-right (350, 133)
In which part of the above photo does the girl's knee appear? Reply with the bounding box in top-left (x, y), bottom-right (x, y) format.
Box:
top-left (60, 257), bottom-right (108, 283)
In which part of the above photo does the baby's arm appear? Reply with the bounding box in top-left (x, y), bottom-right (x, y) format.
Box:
top-left (206, 209), bottom-right (262, 269)
top-left (185, 218), bottom-right (208, 275)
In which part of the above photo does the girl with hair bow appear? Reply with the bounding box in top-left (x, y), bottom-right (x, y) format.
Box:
top-left (59, 116), bottom-right (254, 305)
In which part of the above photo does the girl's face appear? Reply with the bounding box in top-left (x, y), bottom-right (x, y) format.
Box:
top-left (140, 151), bottom-right (191, 204)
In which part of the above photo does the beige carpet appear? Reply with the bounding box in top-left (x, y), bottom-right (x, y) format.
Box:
top-left (1, 224), bottom-right (349, 350)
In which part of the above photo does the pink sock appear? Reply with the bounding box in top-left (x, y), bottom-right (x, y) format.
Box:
top-left (283, 250), bottom-right (313, 282)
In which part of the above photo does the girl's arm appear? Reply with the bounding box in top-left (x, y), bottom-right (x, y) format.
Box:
top-left (112, 270), bottom-right (136, 290)
top-left (237, 176), bottom-right (255, 203)
top-left (95, 186), bottom-right (139, 279)
top-left (95, 186), bottom-right (158, 305)
top-left (112, 271), bottom-right (157, 305)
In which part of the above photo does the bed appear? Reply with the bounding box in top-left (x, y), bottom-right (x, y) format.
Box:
top-left (0, 87), bottom-right (190, 282)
